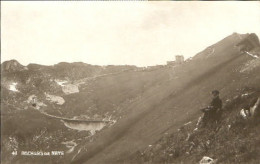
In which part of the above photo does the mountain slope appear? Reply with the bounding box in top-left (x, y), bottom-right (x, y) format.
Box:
top-left (1, 33), bottom-right (260, 164)
top-left (72, 33), bottom-right (260, 164)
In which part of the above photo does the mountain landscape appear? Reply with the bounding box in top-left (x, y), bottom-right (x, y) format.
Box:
top-left (1, 32), bottom-right (260, 164)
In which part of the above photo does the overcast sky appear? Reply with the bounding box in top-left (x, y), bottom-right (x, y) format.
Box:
top-left (2, 1), bottom-right (260, 66)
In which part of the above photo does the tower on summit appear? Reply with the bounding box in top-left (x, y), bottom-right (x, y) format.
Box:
top-left (175, 55), bottom-right (184, 64)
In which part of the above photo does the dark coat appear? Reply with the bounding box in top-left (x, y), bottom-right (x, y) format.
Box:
top-left (210, 96), bottom-right (222, 111)
top-left (204, 96), bottom-right (222, 121)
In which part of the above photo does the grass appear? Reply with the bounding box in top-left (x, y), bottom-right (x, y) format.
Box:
top-left (131, 90), bottom-right (260, 164)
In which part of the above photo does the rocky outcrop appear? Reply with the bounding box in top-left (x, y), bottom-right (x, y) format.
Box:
top-left (200, 156), bottom-right (215, 164)
top-left (241, 58), bottom-right (260, 73)
top-left (236, 33), bottom-right (260, 53)
top-left (27, 95), bottom-right (47, 109)
top-left (1, 60), bottom-right (27, 72)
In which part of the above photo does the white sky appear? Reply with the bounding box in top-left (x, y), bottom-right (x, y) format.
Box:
top-left (2, 1), bottom-right (260, 66)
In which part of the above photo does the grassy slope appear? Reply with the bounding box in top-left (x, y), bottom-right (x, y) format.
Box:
top-left (60, 68), bottom-right (174, 118)
top-left (1, 107), bottom-right (64, 163)
top-left (131, 90), bottom-right (260, 164)
top-left (73, 34), bottom-right (260, 164)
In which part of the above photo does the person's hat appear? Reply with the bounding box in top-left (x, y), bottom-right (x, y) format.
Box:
top-left (212, 90), bottom-right (219, 95)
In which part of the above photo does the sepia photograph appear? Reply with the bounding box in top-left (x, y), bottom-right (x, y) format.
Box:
top-left (1, 1), bottom-right (260, 164)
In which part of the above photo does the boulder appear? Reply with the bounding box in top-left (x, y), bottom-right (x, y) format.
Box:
top-left (199, 156), bottom-right (215, 164)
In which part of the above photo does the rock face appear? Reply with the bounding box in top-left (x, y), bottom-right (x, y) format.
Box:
top-left (236, 33), bottom-right (260, 53)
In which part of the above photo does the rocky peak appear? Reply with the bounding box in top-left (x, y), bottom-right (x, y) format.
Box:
top-left (236, 33), bottom-right (260, 53)
top-left (1, 60), bottom-right (26, 73)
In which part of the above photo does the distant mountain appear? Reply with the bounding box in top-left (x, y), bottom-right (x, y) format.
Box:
top-left (2, 60), bottom-right (137, 80)
top-left (1, 59), bottom-right (27, 72)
